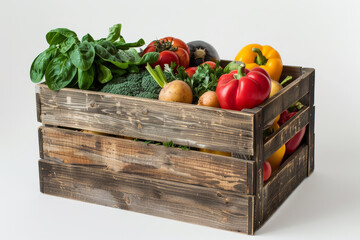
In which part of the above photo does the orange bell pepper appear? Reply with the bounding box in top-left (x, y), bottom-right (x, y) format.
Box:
top-left (235, 44), bottom-right (283, 82)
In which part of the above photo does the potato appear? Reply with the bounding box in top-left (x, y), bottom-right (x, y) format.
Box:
top-left (197, 91), bottom-right (220, 108)
top-left (159, 80), bottom-right (193, 104)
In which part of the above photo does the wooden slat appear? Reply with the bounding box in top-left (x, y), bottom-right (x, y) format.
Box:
top-left (259, 68), bottom-right (313, 125)
top-left (279, 66), bottom-right (303, 83)
top-left (261, 144), bottom-right (308, 225)
top-left (302, 68), bottom-right (315, 175)
top-left (39, 126), bottom-right (254, 194)
top-left (307, 106), bottom-right (315, 175)
top-left (263, 106), bottom-right (310, 160)
top-left (36, 84), bottom-right (254, 155)
top-left (36, 92), bottom-right (42, 122)
top-left (251, 107), bottom-right (264, 230)
top-left (39, 158), bottom-right (254, 234)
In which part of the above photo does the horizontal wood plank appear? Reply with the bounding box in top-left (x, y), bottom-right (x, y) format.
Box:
top-left (263, 106), bottom-right (310, 160)
top-left (39, 126), bottom-right (254, 194)
top-left (37, 84), bottom-right (254, 155)
top-left (259, 68), bottom-right (313, 125)
top-left (39, 158), bottom-right (254, 234)
top-left (261, 145), bottom-right (308, 226)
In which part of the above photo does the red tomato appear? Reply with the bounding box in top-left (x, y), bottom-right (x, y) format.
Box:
top-left (156, 51), bottom-right (179, 70)
top-left (202, 61), bottom-right (216, 69)
top-left (142, 37), bottom-right (190, 69)
top-left (263, 161), bottom-right (272, 182)
top-left (185, 67), bottom-right (197, 77)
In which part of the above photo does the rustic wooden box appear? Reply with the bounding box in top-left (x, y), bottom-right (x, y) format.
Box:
top-left (36, 62), bottom-right (315, 235)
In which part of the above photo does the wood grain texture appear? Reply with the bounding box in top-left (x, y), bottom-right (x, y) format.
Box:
top-left (259, 68), bottom-right (313, 125)
top-left (261, 144), bottom-right (308, 226)
top-left (303, 68), bottom-right (315, 175)
top-left (36, 92), bottom-right (41, 122)
top-left (263, 106), bottom-right (310, 160)
top-left (307, 106), bottom-right (315, 175)
top-left (252, 107), bottom-right (264, 230)
top-left (36, 84), bottom-right (254, 155)
top-left (39, 126), bottom-right (254, 194)
top-left (39, 158), bottom-right (255, 234)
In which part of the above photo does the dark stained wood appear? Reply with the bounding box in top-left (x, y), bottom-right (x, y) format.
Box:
top-left (36, 84), bottom-right (254, 155)
top-left (261, 145), bottom-right (308, 225)
top-left (39, 158), bottom-right (255, 234)
top-left (36, 92), bottom-right (41, 122)
top-left (263, 106), bottom-right (310, 160)
top-left (39, 126), bottom-right (254, 194)
top-left (251, 107), bottom-right (264, 231)
top-left (38, 127), bottom-right (44, 159)
top-left (279, 66), bottom-right (303, 84)
top-left (308, 106), bottom-right (315, 175)
top-left (302, 68), bottom-right (315, 175)
top-left (259, 68), bottom-right (313, 125)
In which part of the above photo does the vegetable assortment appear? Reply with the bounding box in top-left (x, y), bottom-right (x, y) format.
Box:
top-left (30, 24), bottom-right (307, 182)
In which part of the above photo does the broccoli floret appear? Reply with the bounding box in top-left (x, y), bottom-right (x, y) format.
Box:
top-left (100, 70), bottom-right (161, 99)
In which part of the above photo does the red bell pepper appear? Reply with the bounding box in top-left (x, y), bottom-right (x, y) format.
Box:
top-left (216, 64), bottom-right (271, 111)
top-left (278, 103), bottom-right (306, 157)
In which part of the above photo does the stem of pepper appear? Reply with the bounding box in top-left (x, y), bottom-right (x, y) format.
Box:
top-left (234, 63), bottom-right (246, 80)
top-left (252, 47), bottom-right (268, 65)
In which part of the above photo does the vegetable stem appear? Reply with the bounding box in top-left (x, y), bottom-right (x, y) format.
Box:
top-left (252, 47), bottom-right (268, 65)
top-left (146, 63), bottom-right (167, 88)
top-left (155, 65), bottom-right (168, 87)
top-left (280, 75), bottom-right (293, 85)
top-left (234, 63), bottom-right (246, 80)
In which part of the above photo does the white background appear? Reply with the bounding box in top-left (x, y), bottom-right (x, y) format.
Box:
top-left (1, 0), bottom-right (360, 239)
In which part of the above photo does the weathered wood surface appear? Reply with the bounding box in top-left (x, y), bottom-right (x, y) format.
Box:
top-left (303, 68), bottom-right (315, 175)
top-left (307, 106), bottom-right (315, 175)
top-left (260, 68), bottom-right (313, 125)
top-left (263, 106), bottom-right (310, 160)
top-left (39, 126), bottom-right (254, 194)
top-left (39, 158), bottom-right (255, 234)
top-left (252, 107), bottom-right (264, 230)
top-left (260, 145), bottom-right (308, 226)
top-left (36, 84), bottom-right (254, 155)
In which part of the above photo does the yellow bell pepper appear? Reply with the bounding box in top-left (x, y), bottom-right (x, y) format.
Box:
top-left (235, 44), bottom-right (283, 82)
top-left (199, 148), bottom-right (232, 157)
top-left (266, 122), bottom-right (286, 173)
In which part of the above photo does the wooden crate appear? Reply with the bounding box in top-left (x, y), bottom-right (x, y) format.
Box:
top-left (36, 63), bottom-right (315, 235)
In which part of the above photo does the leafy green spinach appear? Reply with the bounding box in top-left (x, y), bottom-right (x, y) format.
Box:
top-left (30, 23), bottom-right (159, 91)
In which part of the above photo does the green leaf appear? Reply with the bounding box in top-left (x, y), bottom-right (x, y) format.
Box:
top-left (134, 52), bottom-right (159, 65)
top-left (96, 63), bottom-right (113, 84)
top-left (106, 24), bottom-right (122, 42)
top-left (59, 37), bottom-right (77, 53)
top-left (82, 33), bottom-right (95, 42)
top-left (46, 28), bottom-right (79, 45)
top-left (113, 38), bottom-right (145, 50)
top-left (116, 49), bottom-right (130, 62)
top-left (45, 54), bottom-right (77, 90)
top-left (30, 46), bottom-right (58, 83)
top-left (94, 42), bottom-right (128, 69)
top-left (125, 48), bottom-right (141, 63)
top-left (69, 41), bottom-right (95, 71)
top-left (96, 41), bottom-right (118, 55)
top-left (78, 65), bottom-right (95, 90)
